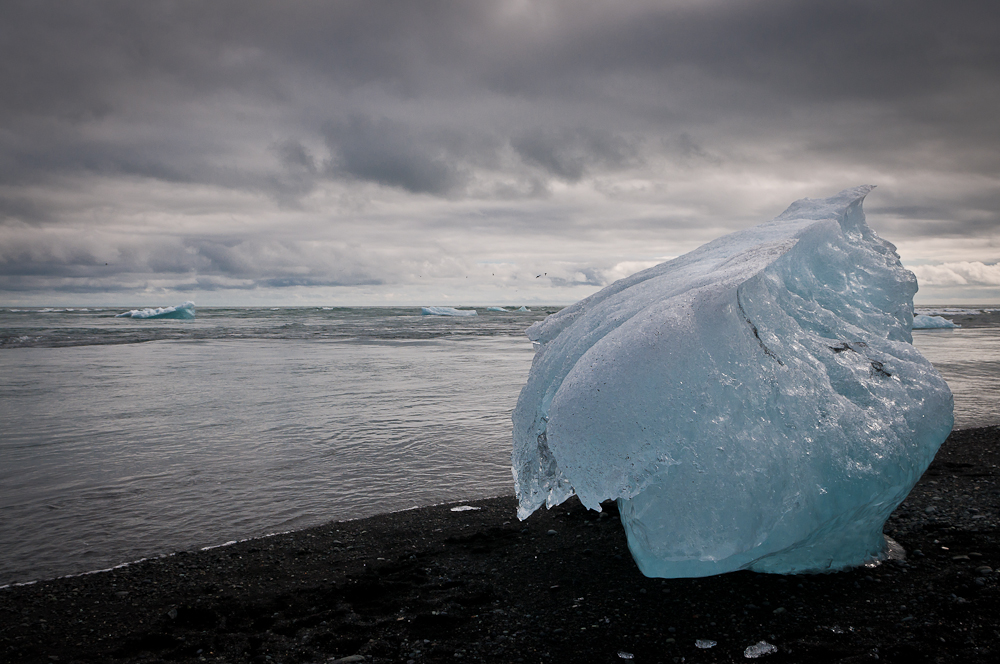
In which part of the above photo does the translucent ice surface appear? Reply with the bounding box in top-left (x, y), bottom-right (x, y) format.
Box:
top-left (912, 314), bottom-right (959, 329)
top-left (115, 301), bottom-right (195, 319)
top-left (421, 306), bottom-right (477, 316)
top-left (744, 641), bottom-right (778, 658)
top-left (512, 186), bottom-right (953, 577)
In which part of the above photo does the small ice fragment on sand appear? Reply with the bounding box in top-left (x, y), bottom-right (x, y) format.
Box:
top-left (617, 652), bottom-right (634, 660)
top-left (884, 535), bottom-right (906, 561)
top-left (695, 639), bottom-right (717, 649)
top-left (449, 505), bottom-right (480, 512)
top-left (744, 641), bottom-right (778, 658)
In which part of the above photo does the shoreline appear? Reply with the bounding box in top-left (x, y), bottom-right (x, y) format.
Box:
top-left (2, 427), bottom-right (998, 663)
top-left (0, 494), bottom-right (516, 593)
top-left (5, 423), bottom-right (997, 593)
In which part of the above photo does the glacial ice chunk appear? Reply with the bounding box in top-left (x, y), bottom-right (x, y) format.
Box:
top-left (517, 305), bottom-right (531, 312)
top-left (744, 641), bottom-right (778, 658)
top-left (487, 306), bottom-right (509, 312)
top-left (912, 314), bottom-right (959, 329)
top-left (512, 186), bottom-right (953, 577)
top-left (115, 301), bottom-right (196, 320)
top-left (421, 306), bottom-right (477, 316)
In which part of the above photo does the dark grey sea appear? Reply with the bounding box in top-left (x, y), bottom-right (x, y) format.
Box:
top-left (0, 304), bottom-right (994, 586)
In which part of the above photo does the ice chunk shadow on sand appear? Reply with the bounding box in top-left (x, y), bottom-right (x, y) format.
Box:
top-left (512, 185), bottom-right (953, 577)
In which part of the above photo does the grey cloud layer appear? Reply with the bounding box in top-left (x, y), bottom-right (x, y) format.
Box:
top-left (1, 0), bottom-right (998, 300)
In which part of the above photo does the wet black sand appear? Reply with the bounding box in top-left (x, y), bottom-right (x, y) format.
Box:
top-left (2, 427), bottom-right (998, 664)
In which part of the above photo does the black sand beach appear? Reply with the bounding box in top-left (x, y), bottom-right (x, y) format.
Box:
top-left (2, 427), bottom-right (998, 664)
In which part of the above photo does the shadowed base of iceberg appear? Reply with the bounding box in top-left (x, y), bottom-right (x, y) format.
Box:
top-left (621, 504), bottom-right (902, 579)
top-left (2, 427), bottom-right (998, 663)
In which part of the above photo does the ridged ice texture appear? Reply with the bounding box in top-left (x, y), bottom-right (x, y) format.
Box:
top-left (512, 186), bottom-right (953, 577)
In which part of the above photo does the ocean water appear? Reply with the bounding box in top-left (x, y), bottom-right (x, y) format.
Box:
top-left (0, 304), bottom-right (996, 586)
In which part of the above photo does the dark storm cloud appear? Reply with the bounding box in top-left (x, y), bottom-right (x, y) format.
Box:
top-left (869, 187), bottom-right (1000, 238)
top-left (275, 141), bottom-right (317, 175)
top-left (320, 115), bottom-right (643, 194)
top-left (0, 225), bottom-right (387, 293)
top-left (5, 1), bottom-right (997, 176)
top-left (1, 0), bottom-right (998, 299)
top-left (175, 237), bottom-right (388, 287)
top-left (322, 115), bottom-right (469, 195)
top-left (0, 196), bottom-right (48, 225)
top-left (4, 1), bottom-right (998, 181)
top-left (511, 127), bottom-right (643, 182)
top-left (0, 135), bottom-right (193, 188)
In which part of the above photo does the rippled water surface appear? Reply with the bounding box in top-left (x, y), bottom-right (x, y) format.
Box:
top-left (0, 304), bottom-right (996, 586)
top-left (912, 327), bottom-right (1000, 430)
top-left (0, 307), bottom-right (550, 586)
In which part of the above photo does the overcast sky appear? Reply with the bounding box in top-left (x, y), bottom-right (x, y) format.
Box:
top-left (2, 0), bottom-right (998, 307)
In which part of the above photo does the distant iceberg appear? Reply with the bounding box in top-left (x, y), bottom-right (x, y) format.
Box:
top-left (115, 301), bottom-right (196, 320)
top-left (513, 186), bottom-right (953, 577)
top-left (912, 314), bottom-right (959, 329)
top-left (517, 306), bottom-right (530, 312)
top-left (421, 306), bottom-right (477, 317)
top-left (487, 306), bottom-right (509, 312)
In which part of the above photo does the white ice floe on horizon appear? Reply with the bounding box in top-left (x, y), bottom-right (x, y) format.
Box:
top-left (912, 314), bottom-right (960, 329)
top-left (115, 301), bottom-right (196, 320)
top-left (517, 306), bottom-right (530, 312)
top-left (421, 306), bottom-right (478, 316)
top-left (512, 186), bottom-right (953, 578)
top-left (487, 306), bottom-right (509, 312)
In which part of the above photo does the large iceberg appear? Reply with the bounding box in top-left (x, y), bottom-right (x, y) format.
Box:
top-left (115, 301), bottom-right (196, 320)
top-left (512, 186), bottom-right (953, 577)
